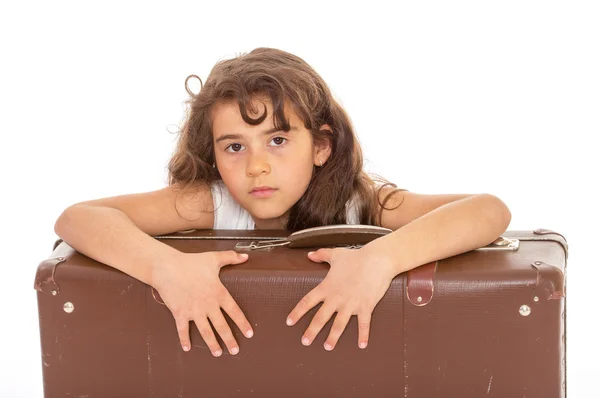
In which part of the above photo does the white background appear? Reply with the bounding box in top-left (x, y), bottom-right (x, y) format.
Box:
top-left (2, 1), bottom-right (598, 396)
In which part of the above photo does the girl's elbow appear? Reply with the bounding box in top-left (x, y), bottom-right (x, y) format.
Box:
top-left (481, 194), bottom-right (512, 231)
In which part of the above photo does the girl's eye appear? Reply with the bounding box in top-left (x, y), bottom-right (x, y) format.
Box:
top-left (225, 143), bottom-right (244, 153)
top-left (271, 137), bottom-right (287, 146)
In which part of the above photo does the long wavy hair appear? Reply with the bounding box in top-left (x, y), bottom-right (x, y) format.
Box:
top-left (168, 47), bottom-right (406, 230)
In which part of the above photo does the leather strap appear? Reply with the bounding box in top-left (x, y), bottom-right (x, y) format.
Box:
top-left (406, 261), bottom-right (437, 306)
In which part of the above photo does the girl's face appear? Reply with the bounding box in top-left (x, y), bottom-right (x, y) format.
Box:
top-left (211, 95), bottom-right (330, 229)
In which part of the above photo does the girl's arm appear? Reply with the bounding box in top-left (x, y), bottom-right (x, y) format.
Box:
top-left (369, 192), bottom-right (512, 276)
top-left (53, 183), bottom-right (214, 286)
top-left (54, 205), bottom-right (185, 286)
top-left (54, 195), bottom-right (254, 357)
top-left (285, 192), bottom-right (511, 351)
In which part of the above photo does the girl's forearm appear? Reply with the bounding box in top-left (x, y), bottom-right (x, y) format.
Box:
top-left (363, 194), bottom-right (512, 276)
top-left (54, 205), bottom-right (184, 287)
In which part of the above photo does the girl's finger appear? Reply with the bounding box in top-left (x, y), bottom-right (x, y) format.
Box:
top-left (357, 311), bottom-right (372, 349)
top-left (301, 301), bottom-right (336, 346)
top-left (194, 316), bottom-right (223, 357)
top-left (324, 310), bottom-right (352, 351)
top-left (308, 248), bottom-right (333, 264)
top-left (286, 286), bottom-right (324, 327)
top-left (220, 291), bottom-right (254, 339)
top-left (174, 316), bottom-right (191, 352)
top-left (217, 251), bottom-right (248, 268)
top-left (208, 309), bottom-right (239, 356)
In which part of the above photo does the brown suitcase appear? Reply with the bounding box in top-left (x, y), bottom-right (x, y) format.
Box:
top-left (34, 225), bottom-right (567, 397)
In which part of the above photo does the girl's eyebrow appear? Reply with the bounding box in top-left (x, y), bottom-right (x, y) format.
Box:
top-left (215, 126), bottom-right (298, 143)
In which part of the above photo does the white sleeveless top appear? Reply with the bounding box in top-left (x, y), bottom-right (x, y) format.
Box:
top-left (211, 180), bottom-right (360, 229)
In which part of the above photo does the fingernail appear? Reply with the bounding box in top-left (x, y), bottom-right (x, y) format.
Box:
top-left (231, 347), bottom-right (239, 355)
top-left (246, 329), bottom-right (253, 338)
top-left (182, 345), bottom-right (189, 352)
top-left (302, 337), bottom-right (310, 346)
top-left (360, 342), bottom-right (367, 349)
top-left (240, 253), bottom-right (248, 258)
top-left (214, 349), bottom-right (222, 357)
top-left (286, 317), bottom-right (293, 326)
top-left (324, 343), bottom-right (332, 351)
top-left (308, 252), bottom-right (314, 256)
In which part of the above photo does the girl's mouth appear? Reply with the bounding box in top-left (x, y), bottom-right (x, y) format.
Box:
top-left (250, 188), bottom-right (277, 198)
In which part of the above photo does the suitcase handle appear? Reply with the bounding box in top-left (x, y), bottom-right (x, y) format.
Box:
top-left (235, 224), bottom-right (392, 250)
top-left (235, 224), bottom-right (520, 251)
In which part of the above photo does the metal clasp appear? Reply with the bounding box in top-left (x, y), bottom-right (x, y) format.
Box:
top-left (338, 244), bottom-right (364, 249)
top-left (479, 237), bottom-right (520, 251)
top-left (235, 239), bottom-right (291, 251)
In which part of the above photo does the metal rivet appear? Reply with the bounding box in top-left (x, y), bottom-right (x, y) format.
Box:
top-left (63, 302), bottom-right (74, 313)
top-left (51, 290), bottom-right (57, 296)
top-left (533, 296), bottom-right (539, 302)
top-left (534, 261), bottom-right (541, 265)
top-left (519, 305), bottom-right (531, 316)
top-left (417, 296), bottom-right (423, 303)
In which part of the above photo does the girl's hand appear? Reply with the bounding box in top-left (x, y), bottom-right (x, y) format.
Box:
top-left (286, 247), bottom-right (397, 351)
top-left (151, 251), bottom-right (254, 357)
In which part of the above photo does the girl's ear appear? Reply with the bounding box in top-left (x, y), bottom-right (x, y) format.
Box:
top-left (313, 124), bottom-right (333, 167)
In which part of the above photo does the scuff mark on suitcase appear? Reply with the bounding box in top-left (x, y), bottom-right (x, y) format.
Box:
top-left (42, 351), bottom-right (52, 368)
top-left (531, 261), bottom-right (566, 300)
top-left (147, 331), bottom-right (154, 394)
top-left (487, 375), bottom-right (493, 394)
top-left (441, 360), bottom-right (447, 379)
top-left (121, 283), bottom-right (134, 296)
top-left (34, 256), bottom-right (66, 295)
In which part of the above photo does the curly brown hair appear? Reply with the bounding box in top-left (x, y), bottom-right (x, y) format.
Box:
top-left (168, 47), bottom-right (406, 231)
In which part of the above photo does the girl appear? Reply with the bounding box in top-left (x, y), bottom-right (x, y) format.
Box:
top-left (54, 47), bottom-right (511, 358)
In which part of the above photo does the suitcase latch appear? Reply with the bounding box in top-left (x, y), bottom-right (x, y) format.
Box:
top-left (479, 237), bottom-right (520, 251)
top-left (235, 239), bottom-right (291, 251)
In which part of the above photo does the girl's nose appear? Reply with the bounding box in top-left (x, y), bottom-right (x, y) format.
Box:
top-left (246, 154), bottom-right (271, 177)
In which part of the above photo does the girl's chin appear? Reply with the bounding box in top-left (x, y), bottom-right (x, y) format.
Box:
top-left (248, 208), bottom-right (290, 228)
